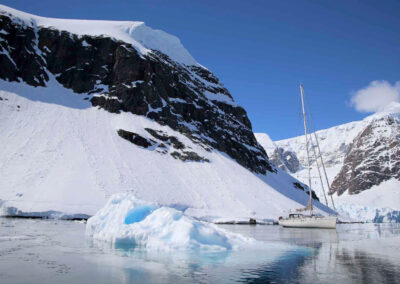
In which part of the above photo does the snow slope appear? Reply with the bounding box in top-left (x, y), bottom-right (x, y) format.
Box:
top-left (254, 133), bottom-right (276, 154)
top-left (0, 79), bottom-right (330, 221)
top-left (0, 4), bottom-right (197, 66)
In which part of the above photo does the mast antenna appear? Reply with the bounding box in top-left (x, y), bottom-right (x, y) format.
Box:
top-left (300, 84), bottom-right (313, 215)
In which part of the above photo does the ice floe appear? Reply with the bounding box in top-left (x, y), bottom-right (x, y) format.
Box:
top-left (86, 194), bottom-right (258, 251)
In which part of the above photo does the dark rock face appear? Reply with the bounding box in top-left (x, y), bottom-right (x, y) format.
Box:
top-left (145, 128), bottom-right (185, 150)
top-left (331, 116), bottom-right (400, 195)
top-left (117, 128), bottom-right (209, 162)
top-left (0, 11), bottom-right (274, 174)
top-left (170, 151), bottom-right (209, 163)
top-left (293, 182), bottom-right (305, 191)
top-left (270, 147), bottom-right (300, 173)
top-left (293, 182), bottom-right (320, 201)
top-left (117, 129), bottom-right (155, 149)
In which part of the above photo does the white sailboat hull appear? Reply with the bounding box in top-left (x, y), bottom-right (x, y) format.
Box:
top-left (279, 216), bottom-right (337, 229)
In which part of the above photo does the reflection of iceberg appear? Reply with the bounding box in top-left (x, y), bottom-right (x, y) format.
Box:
top-left (86, 194), bottom-right (258, 250)
top-left (86, 238), bottom-right (311, 283)
top-left (85, 194), bottom-right (315, 282)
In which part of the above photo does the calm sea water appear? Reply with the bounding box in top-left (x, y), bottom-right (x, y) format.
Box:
top-left (0, 218), bottom-right (399, 283)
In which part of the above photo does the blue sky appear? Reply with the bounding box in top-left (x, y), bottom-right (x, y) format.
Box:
top-left (3, 0), bottom-right (400, 140)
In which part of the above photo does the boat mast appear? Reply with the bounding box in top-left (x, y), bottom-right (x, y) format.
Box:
top-left (312, 130), bottom-right (337, 214)
top-left (306, 98), bottom-right (337, 215)
top-left (300, 84), bottom-right (313, 215)
top-left (304, 97), bottom-right (337, 215)
top-left (309, 134), bottom-right (329, 209)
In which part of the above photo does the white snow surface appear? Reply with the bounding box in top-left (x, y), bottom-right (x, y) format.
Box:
top-left (0, 78), bottom-right (330, 221)
top-left (203, 90), bottom-right (237, 106)
top-left (0, 4), bottom-right (197, 66)
top-left (86, 193), bottom-right (257, 251)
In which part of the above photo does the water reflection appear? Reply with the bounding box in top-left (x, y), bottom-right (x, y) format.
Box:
top-left (220, 224), bottom-right (400, 284)
top-left (236, 249), bottom-right (311, 283)
top-left (0, 219), bottom-right (399, 283)
top-left (336, 248), bottom-right (398, 283)
top-left (87, 237), bottom-right (311, 283)
top-left (294, 224), bottom-right (400, 284)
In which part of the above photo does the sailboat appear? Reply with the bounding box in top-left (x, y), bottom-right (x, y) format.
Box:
top-left (279, 84), bottom-right (338, 229)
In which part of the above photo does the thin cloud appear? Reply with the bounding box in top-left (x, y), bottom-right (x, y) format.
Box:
top-left (350, 80), bottom-right (400, 113)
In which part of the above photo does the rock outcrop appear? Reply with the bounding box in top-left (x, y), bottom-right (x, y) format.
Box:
top-left (269, 147), bottom-right (300, 173)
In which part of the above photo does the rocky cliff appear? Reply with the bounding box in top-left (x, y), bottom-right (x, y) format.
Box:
top-left (330, 114), bottom-right (400, 195)
top-left (0, 6), bottom-right (272, 175)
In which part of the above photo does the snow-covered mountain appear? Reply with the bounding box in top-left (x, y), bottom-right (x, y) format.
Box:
top-left (256, 103), bottom-right (400, 222)
top-left (330, 105), bottom-right (400, 196)
top-left (0, 5), bottom-right (331, 222)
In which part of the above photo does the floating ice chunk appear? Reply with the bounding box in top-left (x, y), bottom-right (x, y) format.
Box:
top-left (86, 193), bottom-right (256, 251)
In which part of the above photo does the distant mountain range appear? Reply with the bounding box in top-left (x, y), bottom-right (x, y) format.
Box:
top-left (256, 102), bottom-right (400, 222)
